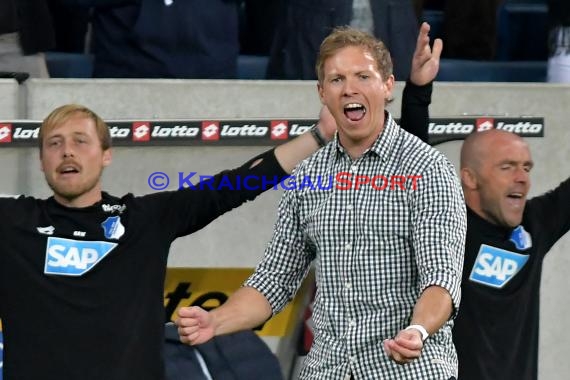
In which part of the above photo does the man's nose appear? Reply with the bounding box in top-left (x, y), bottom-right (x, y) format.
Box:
top-left (514, 167), bottom-right (529, 183)
top-left (62, 141), bottom-right (75, 158)
top-left (343, 77), bottom-right (358, 96)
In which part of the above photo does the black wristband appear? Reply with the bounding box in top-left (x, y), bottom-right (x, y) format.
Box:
top-left (310, 124), bottom-right (327, 147)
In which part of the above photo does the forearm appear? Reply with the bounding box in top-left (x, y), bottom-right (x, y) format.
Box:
top-left (274, 124), bottom-right (329, 173)
top-left (211, 286), bottom-right (273, 336)
top-left (400, 80), bottom-right (432, 144)
top-left (410, 285), bottom-right (453, 335)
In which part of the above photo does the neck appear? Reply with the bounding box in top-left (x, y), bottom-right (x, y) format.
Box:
top-left (340, 125), bottom-right (384, 160)
top-left (53, 188), bottom-right (103, 208)
top-left (464, 196), bottom-right (487, 222)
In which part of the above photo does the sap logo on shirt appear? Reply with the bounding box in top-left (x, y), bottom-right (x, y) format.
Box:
top-left (470, 244), bottom-right (529, 288)
top-left (44, 237), bottom-right (117, 276)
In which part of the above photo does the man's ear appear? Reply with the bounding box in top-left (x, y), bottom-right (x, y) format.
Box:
top-left (102, 149), bottom-right (112, 167)
top-left (317, 82), bottom-right (326, 105)
top-left (460, 167), bottom-right (478, 190)
top-left (383, 74), bottom-right (395, 100)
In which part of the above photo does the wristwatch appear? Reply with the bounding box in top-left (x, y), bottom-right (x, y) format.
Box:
top-left (310, 123), bottom-right (327, 147)
top-left (405, 324), bottom-right (429, 342)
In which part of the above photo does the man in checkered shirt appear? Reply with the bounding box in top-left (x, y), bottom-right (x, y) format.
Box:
top-left (177, 26), bottom-right (466, 380)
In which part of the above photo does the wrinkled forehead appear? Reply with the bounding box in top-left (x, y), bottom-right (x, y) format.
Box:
top-left (324, 45), bottom-right (376, 68)
top-left (41, 119), bottom-right (103, 156)
top-left (484, 137), bottom-right (533, 165)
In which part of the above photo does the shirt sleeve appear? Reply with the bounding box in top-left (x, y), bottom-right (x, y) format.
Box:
top-left (400, 80), bottom-right (432, 144)
top-left (142, 147), bottom-right (287, 240)
top-left (526, 176), bottom-right (570, 257)
top-left (244, 177), bottom-right (315, 315)
top-left (410, 156), bottom-right (466, 318)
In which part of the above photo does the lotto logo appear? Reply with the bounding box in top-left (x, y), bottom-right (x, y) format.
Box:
top-left (428, 122), bottom-right (474, 135)
top-left (152, 125), bottom-right (199, 138)
top-left (476, 118), bottom-right (495, 131)
top-left (109, 126), bottom-right (131, 138)
top-left (271, 121), bottom-right (288, 140)
top-left (0, 124), bottom-right (12, 143)
top-left (469, 244), bottom-right (529, 288)
top-left (202, 121), bottom-right (220, 141)
top-left (132, 122), bottom-right (151, 141)
top-left (220, 124), bottom-right (268, 137)
top-left (496, 121), bottom-right (543, 134)
top-left (289, 124), bottom-right (313, 136)
top-left (44, 237), bottom-right (117, 276)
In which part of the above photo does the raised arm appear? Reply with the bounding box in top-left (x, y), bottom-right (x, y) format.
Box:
top-left (273, 119), bottom-right (334, 173)
top-left (400, 22), bottom-right (443, 143)
top-left (148, 112), bottom-right (336, 239)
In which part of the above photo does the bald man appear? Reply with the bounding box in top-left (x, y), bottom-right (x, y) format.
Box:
top-left (452, 129), bottom-right (570, 380)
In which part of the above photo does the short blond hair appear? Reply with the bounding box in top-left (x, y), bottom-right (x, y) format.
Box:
top-left (39, 104), bottom-right (111, 153)
top-left (316, 26), bottom-right (393, 84)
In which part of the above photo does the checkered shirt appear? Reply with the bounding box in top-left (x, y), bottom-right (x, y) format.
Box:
top-left (245, 113), bottom-right (466, 379)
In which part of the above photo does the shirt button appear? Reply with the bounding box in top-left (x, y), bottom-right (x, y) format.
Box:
top-left (345, 243), bottom-right (352, 250)
top-left (349, 319), bottom-right (356, 327)
top-left (350, 356), bottom-right (357, 363)
top-left (345, 282), bottom-right (352, 289)
top-left (350, 165), bottom-right (358, 173)
top-left (347, 204), bottom-right (353, 211)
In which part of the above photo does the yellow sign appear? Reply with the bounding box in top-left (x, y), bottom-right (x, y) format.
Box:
top-left (164, 267), bottom-right (312, 337)
top-left (0, 268), bottom-right (312, 337)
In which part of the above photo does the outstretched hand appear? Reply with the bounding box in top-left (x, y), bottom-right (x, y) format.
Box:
top-left (175, 306), bottom-right (215, 345)
top-left (410, 22), bottom-right (443, 86)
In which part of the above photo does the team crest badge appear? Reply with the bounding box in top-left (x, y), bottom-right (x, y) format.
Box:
top-left (509, 225), bottom-right (532, 250)
top-left (101, 216), bottom-right (125, 240)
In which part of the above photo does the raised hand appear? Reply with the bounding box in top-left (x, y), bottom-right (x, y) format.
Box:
top-left (410, 22), bottom-right (443, 86)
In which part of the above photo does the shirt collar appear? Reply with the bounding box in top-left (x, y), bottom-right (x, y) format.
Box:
top-left (332, 110), bottom-right (398, 162)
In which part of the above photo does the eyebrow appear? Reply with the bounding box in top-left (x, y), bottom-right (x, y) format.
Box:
top-left (498, 160), bottom-right (534, 168)
top-left (47, 131), bottom-right (90, 139)
top-left (325, 68), bottom-right (374, 79)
